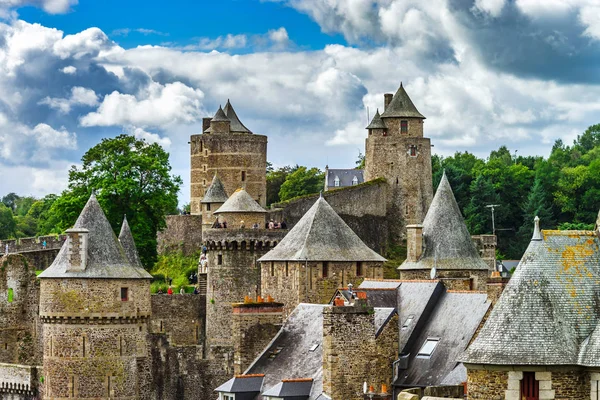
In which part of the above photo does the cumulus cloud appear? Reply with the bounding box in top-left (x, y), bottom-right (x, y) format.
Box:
top-left (80, 82), bottom-right (204, 128)
top-left (0, 0), bottom-right (77, 15)
top-left (111, 28), bottom-right (168, 37)
top-left (189, 27), bottom-right (293, 51)
top-left (39, 86), bottom-right (98, 113)
top-left (125, 126), bottom-right (171, 149)
top-left (60, 65), bottom-right (76, 74)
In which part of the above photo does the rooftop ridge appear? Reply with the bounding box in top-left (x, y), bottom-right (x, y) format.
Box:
top-left (281, 378), bottom-right (314, 382)
top-left (234, 374), bottom-right (265, 379)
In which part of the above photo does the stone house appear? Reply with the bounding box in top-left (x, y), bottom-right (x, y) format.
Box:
top-left (461, 216), bottom-right (600, 399)
top-left (323, 166), bottom-right (364, 191)
top-left (258, 195), bottom-right (386, 316)
top-left (399, 172), bottom-right (491, 290)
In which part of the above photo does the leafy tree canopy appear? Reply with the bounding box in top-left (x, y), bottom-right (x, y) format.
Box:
top-left (278, 166), bottom-right (325, 202)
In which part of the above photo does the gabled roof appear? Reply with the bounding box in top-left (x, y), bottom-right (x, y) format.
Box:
top-left (38, 194), bottom-right (151, 279)
top-left (201, 174), bottom-right (229, 204)
top-left (211, 105), bottom-right (230, 122)
top-left (224, 99), bottom-right (252, 133)
top-left (118, 215), bottom-right (142, 269)
top-left (325, 169), bottom-right (364, 189)
top-left (214, 188), bottom-right (266, 214)
top-left (215, 374), bottom-right (264, 393)
top-left (366, 109), bottom-right (387, 129)
top-left (262, 379), bottom-right (313, 397)
top-left (399, 173), bottom-right (488, 271)
top-left (380, 83), bottom-right (425, 119)
top-left (258, 197), bottom-right (386, 262)
top-left (461, 225), bottom-right (600, 366)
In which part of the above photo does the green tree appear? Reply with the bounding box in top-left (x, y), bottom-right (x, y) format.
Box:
top-left (0, 203), bottom-right (15, 239)
top-left (355, 152), bottom-right (365, 169)
top-left (464, 174), bottom-right (500, 235)
top-left (278, 166), bottom-right (325, 202)
top-left (45, 134), bottom-right (182, 269)
top-left (1, 193), bottom-right (20, 212)
top-left (267, 165), bottom-right (297, 206)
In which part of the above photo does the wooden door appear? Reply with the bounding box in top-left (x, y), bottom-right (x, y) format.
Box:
top-left (521, 372), bottom-right (539, 400)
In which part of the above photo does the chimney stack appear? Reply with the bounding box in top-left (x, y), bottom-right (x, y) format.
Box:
top-left (202, 117), bottom-right (212, 132)
top-left (65, 228), bottom-right (89, 272)
top-left (384, 93), bottom-right (393, 110)
top-left (406, 224), bottom-right (423, 262)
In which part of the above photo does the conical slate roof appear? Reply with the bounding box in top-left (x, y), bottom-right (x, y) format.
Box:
top-left (213, 188), bottom-right (266, 214)
top-left (399, 173), bottom-right (488, 271)
top-left (258, 197), bottom-right (386, 262)
top-left (380, 83), bottom-right (425, 119)
top-left (201, 174), bottom-right (229, 204)
top-left (211, 105), bottom-right (230, 122)
top-left (366, 109), bottom-right (387, 129)
top-left (118, 215), bottom-right (143, 269)
top-left (461, 224), bottom-right (600, 366)
top-left (224, 100), bottom-right (252, 133)
top-left (38, 194), bottom-right (151, 279)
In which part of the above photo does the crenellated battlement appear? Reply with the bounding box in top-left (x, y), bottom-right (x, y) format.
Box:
top-left (203, 229), bottom-right (287, 251)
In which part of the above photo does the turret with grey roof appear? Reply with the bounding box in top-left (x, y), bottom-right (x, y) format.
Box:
top-left (366, 109), bottom-right (387, 130)
top-left (380, 82), bottom-right (425, 119)
top-left (39, 194), bottom-right (151, 279)
top-left (399, 173), bottom-right (489, 287)
top-left (214, 188), bottom-right (266, 215)
top-left (118, 215), bottom-right (143, 269)
top-left (201, 174), bottom-right (229, 204)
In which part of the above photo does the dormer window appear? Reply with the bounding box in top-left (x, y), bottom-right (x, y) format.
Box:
top-left (334, 176), bottom-right (340, 187)
top-left (417, 338), bottom-right (439, 358)
top-left (352, 176), bottom-right (358, 185)
top-left (219, 394), bottom-right (235, 400)
top-left (401, 120), bottom-right (408, 133)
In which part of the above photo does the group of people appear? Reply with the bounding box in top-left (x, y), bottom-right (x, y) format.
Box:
top-left (157, 286), bottom-right (200, 295)
top-left (267, 219), bottom-right (287, 229)
top-left (212, 219), bottom-right (228, 228)
top-left (211, 219), bottom-right (288, 230)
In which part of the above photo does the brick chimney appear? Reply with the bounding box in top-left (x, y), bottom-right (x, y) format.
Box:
top-left (232, 298), bottom-right (284, 374)
top-left (486, 271), bottom-right (509, 306)
top-left (406, 224), bottom-right (423, 262)
top-left (202, 117), bottom-right (212, 132)
top-left (384, 93), bottom-right (393, 110)
top-left (65, 228), bottom-right (89, 272)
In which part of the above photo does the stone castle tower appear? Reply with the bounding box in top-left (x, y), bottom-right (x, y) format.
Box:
top-left (202, 188), bottom-right (286, 372)
top-left (364, 83), bottom-right (433, 239)
top-left (38, 195), bottom-right (152, 399)
top-left (190, 100), bottom-right (267, 215)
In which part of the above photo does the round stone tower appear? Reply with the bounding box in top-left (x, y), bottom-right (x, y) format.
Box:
top-left (364, 83), bottom-right (433, 240)
top-left (38, 195), bottom-right (152, 399)
top-left (190, 100), bottom-right (267, 214)
top-left (203, 189), bottom-right (286, 372)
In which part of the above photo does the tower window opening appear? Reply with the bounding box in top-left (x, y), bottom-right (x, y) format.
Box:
top-left (200, 141), bottom-right (203, 152)
top-left (206, 203), bottom-right (211, 211)
top-left (82, 336), bottom-right (86, 357)
top-left (357, 262), bottom-right (363, 276)
top-left (204, 149), bottom-right (208, 156)
top-left (241, 171), bottom-right (246, 182)
top-left (4, 343), bottom-right (7, 350)
top-left (401, 120), bottom-right (408, 133)
top-left (217, 254), bottom-right (223, 265)
top-left (271, 262), bottom-right (275, 277)
top-left (203, 165), bottom-right (206, 172)
top-left (409, 145), bottom-right (417, 157)
top-left (322, 262), bottom-right (329, 278)
top-left (120, 287), bottom-right (129, 301)
top-left (285, 262), bottom-right (289, 277)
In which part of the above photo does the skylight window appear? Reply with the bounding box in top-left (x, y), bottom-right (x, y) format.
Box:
top-left (309, 344), bottom-right (319, 352)
top-left (417, 338), bottom-right (439, 358)
top-left (401, 315), bottom-right (414, 330)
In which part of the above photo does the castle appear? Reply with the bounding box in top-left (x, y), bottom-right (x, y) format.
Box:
top-left (0, 84), bottom-right (508, 399)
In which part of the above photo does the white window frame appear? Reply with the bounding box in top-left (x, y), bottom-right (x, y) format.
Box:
top-left (416, 337), bottom-right (439, 358)
top-left (220, 393), bottom-right (235, 400)
top-left (352, 176), bottom-right (359, 185)
top-left (334, 176), bottom-right (340, 187)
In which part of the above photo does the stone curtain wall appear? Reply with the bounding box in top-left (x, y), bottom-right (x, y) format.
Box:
top-left (261, 261), bottom-right (383, 317)
top-left (190, 133), bottom-right (268, 213)
top-left (400, 269), bottom-right (490, 291)
top-left (322, 301), bottom-right (398, 400)
top-left (0, 255), bottom-right (42, 366)
top-left (150, 294), bottom-right (206, 348)
top-left (157, 215), bottom-right (203, 256)
top-left (273, 180), bottom-right (389, 254)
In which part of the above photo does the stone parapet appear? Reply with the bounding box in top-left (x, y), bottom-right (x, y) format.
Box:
top-left (0, 235), bottom-right (66, 255)
top-left (203, 228), bottom-right (286, 249)
top-left (0, 363), bottom-right (40, 396)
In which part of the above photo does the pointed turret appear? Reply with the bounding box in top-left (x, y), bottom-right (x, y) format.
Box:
top-left (201, 174), bottom-right (229, 204)
top-left (366, 109), bottom-right (386, 130)
top-left (223, 99), bottom-right (252, 133)
top-left (380, 83), bottom-right (425, 119)
top-left (259, 196), bottom-right (386, 262)
top-left (399, 172), bottom-right (488, 272)
top-left (119, 215), bottom-right (143, 269)
top-left (38, 194), bottom-right (151, 279)
top-left (214, 188), bottom-right (265, 214)
top-left (212, 105), bottom-right (229, 122)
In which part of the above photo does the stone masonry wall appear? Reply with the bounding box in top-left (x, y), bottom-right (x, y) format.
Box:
top-left (0, 255), bottom-right (41, 367)
top-left (261, 261), bottom-right (383, 317)
top-left (552, 370), bottom-right (588, 399)
top-left (150, 294), bottom-right (206, 348)
top-left (231, 303), bottom-right (283, 375)
top-left (0, 363), bottom-right (40, 398)
top-left (216, 212), bottom-right (266, 230)
top-left (273, 180), bottom-right (389, 255)
top-left (157, 215), bottom-right (203, 256)
top-left (400, 269), bottom-right (490, 291)
top-left (322, 301), bottom-right (398, 400)
top-left (466, 369), bottom-right (507, 399)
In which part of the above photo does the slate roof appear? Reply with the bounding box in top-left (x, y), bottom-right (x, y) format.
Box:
top-left (325, 168), bottom-right (364, 189)
top-left (118, 215), bottom-right (142, 269)
top-left (224, 99), bottom-right (252, 133)
top-left (246, 304), bottom-right (326, 400)
top-left (262, 379), bottom-right (313, 397)
top-left (380, 83), bottom-right (425, 119)
top-left (214, 188), bottom-right (266, 214)
top-left (331, 288), bottom-right (397, 308)
top-left (38, 194), bottom-right (152, 279)
top-left (215, 374), bottom-right (264, 393)
top-left (211, 105), bottom-right (229, 122)
top-left (461, 225), bottom-right (600, 366)
top-left (258, 197), bottom-right (386, 262)
top-left (395, 291), bottom-right (490, 387)
top-left (358, 279), bottom-right (403, 289)
top-left (399, 172), bottom-right (489, 271)
top-left (366, 109), bottom-right (387, 129)
top-left (201, 174), bottom-right (229, 204)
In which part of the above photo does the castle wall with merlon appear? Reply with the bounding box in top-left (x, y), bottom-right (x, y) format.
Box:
top-left (190, 133), bottom-right (267, 214)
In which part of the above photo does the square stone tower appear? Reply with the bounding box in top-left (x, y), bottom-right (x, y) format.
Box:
top-left (190, 101), bottom-right (267, 214)
top-left (364, 83), bottom-right (433, 240)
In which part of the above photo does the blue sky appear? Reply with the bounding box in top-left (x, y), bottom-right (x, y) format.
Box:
top-left (1, 0), bottom-right (600, 206)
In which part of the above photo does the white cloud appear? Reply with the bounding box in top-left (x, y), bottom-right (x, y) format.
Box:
top-left (30, 123), bottom-right (76, 149)
top-left (473, 0), bottom-right (506, 17)
top-left (268, 27), bottom-right (290, 49)
top-left (61, 65), bottom-right (76, 74)
top-left (0, 0), bottom-right (77, 14)
top-left (126, 126), bottom-right (171, 149)
top-left (39, 86), bottom-right (98, 113)
top-left (111, 28), bottom-right (168, 37)
top-left (195, 34), bottom-right (248, 50)
top-left (53, 27), bottom-right (112, 59)
top-left (80, 82), bottom-right (204, 128)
